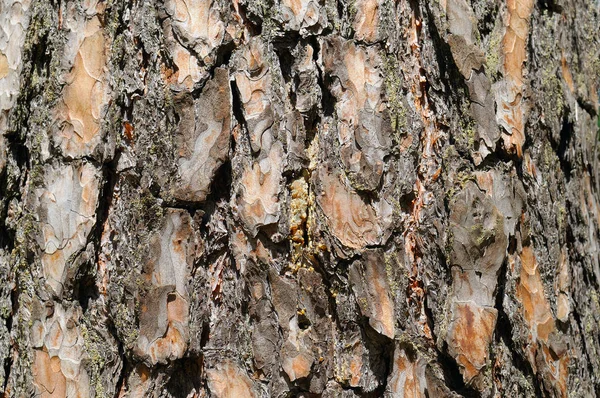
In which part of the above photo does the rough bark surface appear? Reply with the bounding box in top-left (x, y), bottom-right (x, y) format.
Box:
top-left (0, 0), bottom-right (599, 397)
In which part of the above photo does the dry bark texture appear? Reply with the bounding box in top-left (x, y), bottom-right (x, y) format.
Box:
top-left (0, 0), bottom-right (599, 397)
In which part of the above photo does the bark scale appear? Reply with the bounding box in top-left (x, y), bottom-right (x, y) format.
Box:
top-left (0, 0), bottom-right (599, 397)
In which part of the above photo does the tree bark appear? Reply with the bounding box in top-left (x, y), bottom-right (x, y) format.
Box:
top-left (0, 0), bottom-right (599, 396)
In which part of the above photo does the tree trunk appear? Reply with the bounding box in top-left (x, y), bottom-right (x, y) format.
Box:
top-left (0, 0), bottom-right (599, 396)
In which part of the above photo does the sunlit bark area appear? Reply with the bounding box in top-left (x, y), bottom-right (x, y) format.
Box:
top-left (0, 0), bottom-right (599, 396)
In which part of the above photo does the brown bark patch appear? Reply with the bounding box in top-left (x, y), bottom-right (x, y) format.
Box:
top-left (136, 210), bottom-right (194, 364)
top-left (349, 250), bottom-right (395, 338)
top-left (320, 37), bottom-right (391, 191)
top-left (172, 67), bottom-right (231, 202)
top-left (37, 163), bottom-right (100, 295)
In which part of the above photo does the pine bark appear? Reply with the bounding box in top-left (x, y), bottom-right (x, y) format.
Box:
top-left (0, 0), bottom-right (599, 397)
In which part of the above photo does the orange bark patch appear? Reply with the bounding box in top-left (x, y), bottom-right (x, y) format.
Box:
top-left (351, 251), bottom-right (395, 338)
top-left (516, 246), bottom-right (569, 397)
top-left (169, 0), bottom-right (225, 59)
top-left (354, 0), bottom-right (379, 43)
top-left (517, 246), bottom-right (554, 342)
top-left (349, 355), bottom-right (363, 387)
top-left (282, 351), bottom-right (313, 381)
top-left (207, 362), bottom-right (256, 398)
top-left (137, 210), bottom-right (193, 364)
top-left (560, 54), bottom-right (575, 93)
top-left (502, 0), bottom-right (534, 84)
top-left (234, 40), bottom-right (272, 153)
top-left (170, 42), bottom-right (204, 89)
top-left (366, 266), bottom-right (395, 339)
top-left (33, 350), bottom-right (67, 398)
top-left (0, 52), bottom-right (8, 79)
top-left (30, 303), bottom-right (90, 397)
top-left (237, 142), bottom-right (283, 234)
top-left (387, 346), bottom-right (425, 397)
top-left (342, 43), bottom-right (382, 115)
top-left (496, 0), bottom-right (534, 157)
top-left (284, 0), bottom-right (303, 17)
top-left (320, 37), bottom-right (389, 190)
top-left (555, 249), bottom-right (570, 323)
top-left (280, 0), bottom-right (323, 31)
top-left (167, 293), bottom-right (188, 324)
top-left (58, 16), bottom-right (107, 157)
top-left (148, 324), bottom-right (187, 364)
top-left (317, 167), bottom-right (389, 250)
top-left (447, 302), bottom-right (497, 383)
